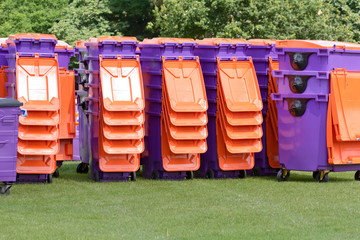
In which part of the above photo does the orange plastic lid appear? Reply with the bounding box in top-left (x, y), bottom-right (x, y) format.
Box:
top-left (196, 38), bottom-right (247, 46)
top-left (102, 109), bottom-right (144, 126)
top-left (161, 118), bottom-right (200, 171)
top-left (329, 70), bottom-right (360, 141)
top-left (17, 154), bottom-right (56, 174)
top-left (8, 33), bottom-right (57, 41)
top-left (216, 117), bottom-right (254, 171)
top-left (163, 104), bottom-right (207, 140)
top-left (248, 39), bottom-right (276, 46)
top-left (103, 123), bottom-right (144, 140)
top-left (163, 87), bottom-right (208, 126)
top-left (276, 40), bottom-right (360, 50)
top-left (217, 89), bottom-right (263, 126)
top-left (19, 111), bottom-right (60, 126)
top-left (218, 59), bottom-right (262, 112)
top-left (162, 116), bottom-right (207, 154)
top-left (17, 139), bottom-right (59, 155)
top-left (99, 153), bottom-right (140, 172)
top-left (16, 57), bottom-right (60, 111)
top-left (163, 59), bottom-right (207, 112)
top-left (218, 103), bottom-right (262, 139)
top-left (76, 41), bottom-right (87, 48)
top-left (141, 38), bottom-right (195, 45)
top-left (18, 124), bottom-right (59, 141)
top-left (100, 57), bottom-right (145, 112)
top-left (90, 36), bottom-right (137, 43)
top-left (265, 113), bottom-right (280, 168)
top-left (55, 40), bottom-right (73, 50)
top-left (102, 133), bottom-right (144, 154)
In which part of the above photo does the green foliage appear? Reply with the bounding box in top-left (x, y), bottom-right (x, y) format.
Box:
top-left (149, 0), bottom-right (360, 42)
top-left (0, 0), bottom-right (67, 37)
top-left (51, 0), bottom-right (112, 45)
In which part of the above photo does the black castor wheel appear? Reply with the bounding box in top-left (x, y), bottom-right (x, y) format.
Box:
top-left (205, 169), bottom-right (214, 179)
top-left (47, 174), bottom-right (53, 184)
top-left (239, 170), bottom-right (246, 179)
top-left (315, 171), bottom-right (329, 183)
top-left (0, 185), bottom-right (11, 195)
top-left (355, 171), bottom-right (360, 181)
top-left (93, 171), bottom-right (100, 182)
top-left (312, 171), bottom-right (319, 179)
top-left (277, 169), bottom-right (290, 182)
top-left (252, 167), bottom-right (262, 177)
top-left (76, 163), bottom-right (89, 174)
top-left (53, 169), bottom-right (59, 178)
top-left (186, 171), bottom-right (194, 180)
top-left (151, 170), bottom-right (159, 180)
top-left (130, 172), bottom-right (136, 181)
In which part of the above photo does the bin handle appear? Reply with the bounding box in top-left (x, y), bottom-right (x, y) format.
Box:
top-left (21, 109), bottom-right (28, 117)
top-left (0, 140), bottom-right (9, 144)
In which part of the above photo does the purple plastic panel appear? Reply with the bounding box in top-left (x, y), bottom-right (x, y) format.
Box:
top-left (0, 44), bottom-right (8, 67)
top-left (86, 40), bottom-right (137, 59)
top-left (246, 44), bottom-right (277, 61)
top-left (275, 47), bottom-right (360, 71)
top-left (6, 37), bottom-right (57, 55)
top-left (16, 174), bottom-right (48, 183)
top-left (0, 106), bottom-right (21, 183)
top-left (55, 48), bottom-right (75, 69)
top-left (274, 70), bottom-right (330, 94)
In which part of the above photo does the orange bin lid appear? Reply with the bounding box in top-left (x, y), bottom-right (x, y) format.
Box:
top-left (327, 99), bottom-right (360, 165)
top-left (163, 59), bottom-right (208, 112)
top-left (265, 113), bottom-right (280, 168)
top-left (100, 57), bottom-right (145, 112)
top-left (16, 57), bottom-right (60, 111)
top-left (102, 108), bottom-right (144, 126)
top-left (102, 138), bottom-right (144, 154)
top-left (248, 39), bottom-right (276, 46)
top-left (17, 139), bottom-right (59, 155)
top-left (162, 116), bottom-right (207, 154)
top-left (217, 86), bottom-right (263, 126)
top-left (8, 33), bottom-right (57, 41)
top-left (19, 111), bottom-right (60, 126)
top-left (102, 123), bottom-right (144, 140)
top-left (218, 112), bottom-right (262, 153)
top-left (161, 118), bottom-right (200, 171)
top-left (162, 104), bottom-right (207, 140)
top-left (90, 36), bottom-right (137, 43)
top-left (99, 153), bottom-right (140, 172)
top-left (141, 38), bottom-right (195, 45)
top-left (216, 117), bottom-right (254, 171)
top-left (162, 86), bottom-right (207, 126)
top-left (16, 154), bottom-right (56, 174)
top-left (55, 40), bottom-right (73, 50)
top-left (329, 70), bottom-right (360, 141)
top-left (276, 40), bottom-right (360, 50)
top-left (218, 59), bottom-right (262, 112)
top-left (18, 124), bottom-right (59, 141)
top-left (76, 41), bottom-right (87, 48)
top-left (268, 58), bottom-right (279, 93)
top-left (0, 67), bottom-right (8, 98)
top-left (196, 38), bottom-right (247, 46)
top-left (218, 103), bottom-right (262, 140)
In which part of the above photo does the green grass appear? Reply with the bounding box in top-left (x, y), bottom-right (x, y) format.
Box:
top-left (1, 162), bottom-right (360, 240)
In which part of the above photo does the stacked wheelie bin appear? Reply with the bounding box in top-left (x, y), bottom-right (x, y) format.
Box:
top-left (139, 38), bottom-right (208, 180)
top-left (245, 39), bottom-right (280, 176)
top-left (195, 38), bottom-right (263, 179)
top-left (84, 36), bottom-right (144, 181)
top-left (272, 40), bottom-right (360, 182)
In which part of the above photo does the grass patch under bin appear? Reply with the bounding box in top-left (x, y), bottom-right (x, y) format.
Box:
top-left (0, 161), bottom-right (359, 239)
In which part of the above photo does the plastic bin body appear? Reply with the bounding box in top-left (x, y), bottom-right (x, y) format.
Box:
top-left (0, 39), bottom-right (8, 67)
top-left (0, 99), bottom-right (23, 183)
top-left (55, 41), bottom-right (75, 69)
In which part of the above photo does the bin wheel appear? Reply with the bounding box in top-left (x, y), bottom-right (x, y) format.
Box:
top-left (252, 167), bottom-right (262, 177)
top-left (93, 171), bottom-right (100, 182)
top-left (277, 169), bottom-right (290, 182)
top-left (312, 171), bottom-right (319, 179)
top-left (0, 184), bottom-right (11, 195)
top-left (186, 171), bottom-right (194, 180)
top-left (53, 169), bottom-right (59, 178)
top-left (315, 171), bottom-right (329, 183)
top-left (130, 172), bottom-right (136, 181)
top-left (151, 170), bottom-right (159, 180)
top-left (239, 170), bottom-right (246, 179)
top-left (354, 171), bottom-right (360, 181)
top-left (76, 163), bottom-right (89, 174)
top-left (206, 169), bottom-right (214, 179)
top-left (47, 174), bottom-right (53, 184)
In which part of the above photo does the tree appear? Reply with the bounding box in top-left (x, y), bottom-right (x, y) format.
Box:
top-left (149, 0), bottom-right (360, 42)
top-left (51, 0), bottom-right (112, 45)
top-left (0, 0), bottom-right (67, 37)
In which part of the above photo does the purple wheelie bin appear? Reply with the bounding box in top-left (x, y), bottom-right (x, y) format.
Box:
top-left (245, 39), bottom-right (279, 176)
top-left (139, 38), bottom-right (201, 180)
top-left (272, 40), bottom-right (360, 182)
top-left (0, 98), bottom-right (25, 195)
top-left (194, 38), bottom-right (250, 179)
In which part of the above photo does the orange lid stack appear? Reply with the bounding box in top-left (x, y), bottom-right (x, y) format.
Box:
top-left (216, 58), bottom-right (263, 170)
top-left (98, 54), bottom-right (144, 173)
top-left (161, 57), bottom-right (208, 172)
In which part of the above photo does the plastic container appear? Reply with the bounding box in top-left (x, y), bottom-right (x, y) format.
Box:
top-left (55, 41), bottom-right (75, 69)
top-left (7, 34), bottom-right (57, 55)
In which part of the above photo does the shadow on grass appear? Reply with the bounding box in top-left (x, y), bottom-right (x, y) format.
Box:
top-left (249, 173), bottom-right (355, 183)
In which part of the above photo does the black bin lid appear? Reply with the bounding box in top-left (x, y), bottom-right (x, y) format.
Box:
top-left (0, 98), bottom-right (23, 107)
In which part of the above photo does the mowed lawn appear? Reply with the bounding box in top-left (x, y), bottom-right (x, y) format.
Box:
top-left (1, 162), bottom-right (360, 240)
